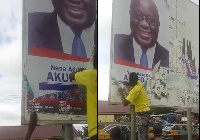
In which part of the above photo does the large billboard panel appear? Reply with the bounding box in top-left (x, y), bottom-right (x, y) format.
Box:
top-left (109, 0), bottom-right (199, 108)
top-left (22, 0), bottom-right (96, 124)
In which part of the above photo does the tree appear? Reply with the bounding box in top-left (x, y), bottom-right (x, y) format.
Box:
top-left (82, 125), bottom-right (88, 138)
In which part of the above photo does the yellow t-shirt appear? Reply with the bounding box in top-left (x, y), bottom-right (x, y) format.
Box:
top-left (126, 81), bottom-right (150, 113)
top-left (75, 69), bottom-right (97, 137)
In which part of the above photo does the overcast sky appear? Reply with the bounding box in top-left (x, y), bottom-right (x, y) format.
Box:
top-left (0, 0), bottom-right (199, 128)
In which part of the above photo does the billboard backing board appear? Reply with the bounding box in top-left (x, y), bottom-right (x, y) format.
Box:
top-left (22, 0), bottom-right (96, 124)
top-left (109, 0), bottom-right (199, 108)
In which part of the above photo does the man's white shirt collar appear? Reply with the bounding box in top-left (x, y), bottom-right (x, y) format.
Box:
top-left (133, 38), bottom-right (156, 69)
top-left (57, 15), bottom-right (95, 58)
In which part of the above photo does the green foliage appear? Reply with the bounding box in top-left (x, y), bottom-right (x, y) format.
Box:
top-left (82, 125), bottom-right (88, 138)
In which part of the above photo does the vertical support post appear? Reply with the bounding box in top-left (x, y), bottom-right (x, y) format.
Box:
top-left (187, 108), bottom-right (192, 140)
top-left (63, 124), bottom-right (74, 140)
top-left (131, 105), bottom-right (136, 140)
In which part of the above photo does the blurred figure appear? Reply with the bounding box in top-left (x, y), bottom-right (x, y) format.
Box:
top-left (24, 112), bottom-right (37, 140)
top-left (110, 127), bottom-right (124, 140)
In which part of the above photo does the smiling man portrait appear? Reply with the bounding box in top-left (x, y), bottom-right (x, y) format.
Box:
top-left (114, 0), bottom-right (169, 69)
top-left (28, 0), bottom-right (96, 58)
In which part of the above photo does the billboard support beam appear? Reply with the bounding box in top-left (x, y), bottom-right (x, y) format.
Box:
top-left (62, 124), bottom-right (74, 140)
top-left (130, 105), bottom-right (136, 140)
top-left (187, 108), bottom-right (192, 140)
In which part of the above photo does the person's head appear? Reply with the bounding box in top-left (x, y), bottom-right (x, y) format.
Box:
top-left (110, 126), bottom-right (121, 139)
top-left (129, 0), bottom-right (160, 49)
top-left (129, 72), bottom-right (138, 86)
top-left (93, 53), bottom-right (97, 69)
top-left (157, 87), bottom-right (160, 90)
top-left (51, 0), bottom-right (96, 30)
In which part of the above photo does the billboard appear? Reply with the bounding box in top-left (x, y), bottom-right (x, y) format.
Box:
top-left (22, 0), bottom-right (96, 124)
top-left (109, 0), bottom-right (199, 108)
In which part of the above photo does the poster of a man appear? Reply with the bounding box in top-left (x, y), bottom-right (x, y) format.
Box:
top-left (28, 0), bottom-right (96, 59)
top-left (114, 0), bottom-right (169, 69)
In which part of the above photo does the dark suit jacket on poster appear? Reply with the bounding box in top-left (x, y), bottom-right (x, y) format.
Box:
top-left (28, 11), bottom-right (97, 55)
top-left (114, 34), bottom-right (169, 69)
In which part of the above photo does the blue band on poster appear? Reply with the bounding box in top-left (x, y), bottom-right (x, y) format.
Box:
top-left (39, 82), bottom-right (78, 91)
top-left (188, 75), bottom-right (198, 80)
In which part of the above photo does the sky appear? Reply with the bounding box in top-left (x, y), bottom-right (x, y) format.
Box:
top-left (0, 0), bottom-right (199, 129)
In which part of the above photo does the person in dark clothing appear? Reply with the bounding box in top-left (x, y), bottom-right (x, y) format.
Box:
top-left (110, 126), bottom-right (125, 140)
top-left (24, 112), bottom-right (37, 140)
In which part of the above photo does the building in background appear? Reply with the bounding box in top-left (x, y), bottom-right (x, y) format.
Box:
top-left (0, 125), bottom-right (82, 140)
top-left (98, 100), bottom-right (130, 124)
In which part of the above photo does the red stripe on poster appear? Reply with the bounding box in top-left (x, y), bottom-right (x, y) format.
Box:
top-left (115, 58), bottom-right (152, 71)
top-left (27, 99), bottom-right (86, 106)
top-left (30, 46), bottom-right (90, 62)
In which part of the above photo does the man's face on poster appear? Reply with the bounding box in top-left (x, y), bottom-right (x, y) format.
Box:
top-left (130, 0), bottom-right (160, 49)
top-left (52, 0), bottom-right (96, 30)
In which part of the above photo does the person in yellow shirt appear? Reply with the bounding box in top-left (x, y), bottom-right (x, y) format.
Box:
top-left (118, 72), bottom-right (150, 140)
top-left (69, 54), bottom-right (97, 140)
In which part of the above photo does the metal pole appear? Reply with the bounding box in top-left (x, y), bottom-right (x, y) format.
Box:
top-left (62, 124), bottom-right (74, 140)
top-left (131, 105), bottom-right (136, 140)
top-left (187, 108), bottom-right (192, 140)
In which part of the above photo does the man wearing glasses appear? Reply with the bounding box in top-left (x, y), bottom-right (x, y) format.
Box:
top-left (114, 0), bottom-right (169, 69)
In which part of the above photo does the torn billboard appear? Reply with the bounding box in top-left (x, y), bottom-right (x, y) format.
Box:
top-left (109, 0), bottom-right (199, 108)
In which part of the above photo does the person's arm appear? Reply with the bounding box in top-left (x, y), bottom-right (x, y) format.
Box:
top-left (118, 88), bottom-right (130, 106)
top-left (24, 112), bottom-right (37, 140)
top-left (70, 70), bottom-right (90, 87)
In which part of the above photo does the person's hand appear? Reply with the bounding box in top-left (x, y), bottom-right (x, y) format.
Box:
top-left (29, 112), bottom-right (37, 132)
top-left (118, 88), bottom-right (125, 96)
top-left (77, 67), bottom-right (85, 72)
top-left (114, 80), bottom-right (120, 86)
